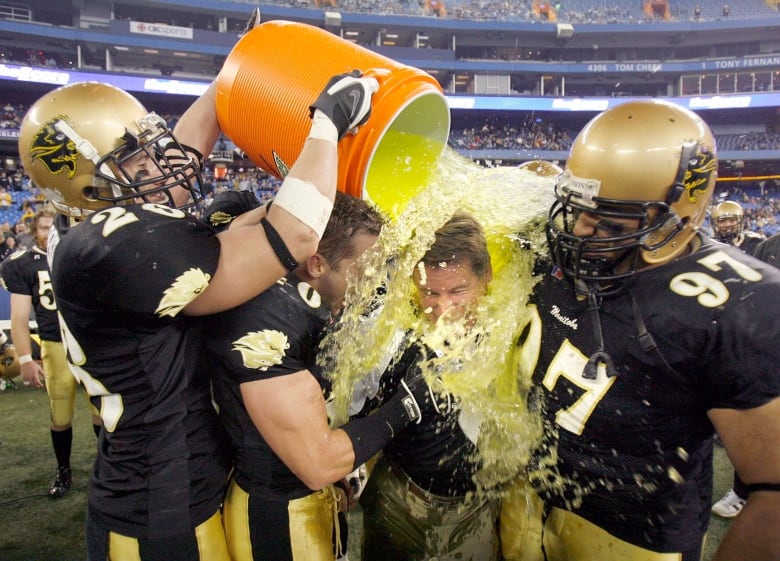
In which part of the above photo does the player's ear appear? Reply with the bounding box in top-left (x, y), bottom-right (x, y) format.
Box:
top-left (304, 253), bottom-right (327, 278)
top-left (484, 261), bottom-right (493, 286)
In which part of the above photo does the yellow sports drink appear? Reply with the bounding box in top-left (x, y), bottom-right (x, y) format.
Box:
top-left (323, 149), bottom-right (559, 496)
top-left (215, 20), bottom-right (450, 217)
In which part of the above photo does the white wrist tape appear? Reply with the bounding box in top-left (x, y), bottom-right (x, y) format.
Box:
top-left (19, 354), bottom-right (33, 365)
top-left (307, 110), bottom-right (339, 147)
top-left (273, 177), bottom-right (333, 239)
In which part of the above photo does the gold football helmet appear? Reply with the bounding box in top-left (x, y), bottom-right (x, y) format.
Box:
top-left (711, 200), bottom-right (744, 242)
top-left (547, 99), bottom-right (717, 291)
top-left (19, 82), bottom-right (204, 217)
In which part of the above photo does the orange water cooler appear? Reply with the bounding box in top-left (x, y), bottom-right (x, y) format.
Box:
top-left (215, 20), bottom-right (451, 216)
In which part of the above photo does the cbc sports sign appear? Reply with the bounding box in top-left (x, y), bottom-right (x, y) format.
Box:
top-left (128, 21), bottom-right (194, 40)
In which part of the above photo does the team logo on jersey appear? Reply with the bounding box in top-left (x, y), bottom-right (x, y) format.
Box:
top-left (155, 268), bottom-right (212, 317)
top-left (27, 117), bottom-right (79, 179)
top-left (272, 150), bottom-right (290, 178)
top-left (683, 148), bottom-right (717, 202)
top-left (233, 330), bottom-right (289, 370)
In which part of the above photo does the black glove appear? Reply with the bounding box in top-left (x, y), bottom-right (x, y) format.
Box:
top-left (396, 363), bottom-right (450, 424)
top-left (308, 70), bottom-right (379, 140)
top-left (341, 363), bottom-right (437, 470)
top-left (203, 189), bottom-right (261, 232)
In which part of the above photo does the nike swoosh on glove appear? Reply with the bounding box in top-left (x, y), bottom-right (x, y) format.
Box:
top-left (309, 70), bottom-right (380, 140)
top-left (399, 363), bottom-right (451, 424)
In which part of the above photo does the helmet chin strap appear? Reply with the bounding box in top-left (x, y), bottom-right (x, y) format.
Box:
top-left (576, 246), bottom-right (650, 381)
top-left (579, 282), bottom-right (685, 384)
top-left (54, 119), bottom-right (100, 165)
top-left (54, 119), bottom-right (124, 199)
top-left (581, 287), bottom-right (617, 380)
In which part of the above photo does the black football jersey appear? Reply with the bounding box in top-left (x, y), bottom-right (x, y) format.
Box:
top-left (376, 342), bottom-right (481, 497)
top-left (530, 235), bottom-right (780, 557)
top-left (752, 234), bottom-right (780, 267)
top-left (50, 203), bottom-right (230, 539)
top-left (728, 231), bottom-right (765, 256)
top-left (0, 245), bottom-right (60, 341)
top-left (205, 272), bottom-right (331, 500)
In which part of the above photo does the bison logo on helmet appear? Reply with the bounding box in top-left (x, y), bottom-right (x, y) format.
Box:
top-left (683, 148), bottom-right (717, 203)
top-left (28, 116), bottom-right (80, 179)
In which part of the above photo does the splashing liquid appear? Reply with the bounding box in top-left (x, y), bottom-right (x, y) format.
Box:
top-left (323, 140), bottom-right (561, 499)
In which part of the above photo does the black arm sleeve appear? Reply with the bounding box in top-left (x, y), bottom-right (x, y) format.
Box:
top-left (341, 385), bottom-right (419, 470)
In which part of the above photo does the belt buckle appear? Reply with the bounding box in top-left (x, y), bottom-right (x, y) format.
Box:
top-left (389, 462), bottom-right (429, 501)
top-left (407, 479), bottom-right (432, 502)
top-left (390, 462), bottom-right (456, 507)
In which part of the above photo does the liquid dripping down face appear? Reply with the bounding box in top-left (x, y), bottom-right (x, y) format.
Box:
top-left (413, 258), bottom-right (490, 326)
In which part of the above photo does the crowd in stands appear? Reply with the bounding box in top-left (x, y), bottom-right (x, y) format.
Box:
top-left (1, 102), bottom-right (26, 131)
top-left (716, 130), bottom-right (780, 151)
top-left (200, 169), bottom-right (281, 209)
top-left (0, 182), bottom-right (49, 262)
top-left (263, 0), bottom-right (780, 23)
top-left (5, 99), bottom-right (780, 155)
top-left (2, 154), bottom-right (779, 241)
top-left (448, 120), bottom-right (574, 152)
top-left (2, 98), bottom-right (780, 237)
top-left (2, 1), bottom-right (778, 40)
top-left (0, 46), bottom-right (69, 71)
top-left (447, 120), bottom-right (780, 157)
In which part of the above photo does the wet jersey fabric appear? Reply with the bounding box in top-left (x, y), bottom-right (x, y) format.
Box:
top-left (377, 342), bottom-right (481, 498)
top-left (206, 272), bottom-right (331, 500)
top-left (360, 341), bottom-right (498, 561)
top-left (530, 235), bottom-right (780, 557)
top-left (51, 203), bottom-right (230, 539)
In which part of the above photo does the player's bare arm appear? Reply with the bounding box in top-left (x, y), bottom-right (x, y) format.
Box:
top-left (183, 73), bottom-right (376, 316)
top-left (241, 369), bottom-right (357, 490)
top-left (9, 293), bottom-right (44, 388)
top-left (710, 397), bottom-right (780, 560)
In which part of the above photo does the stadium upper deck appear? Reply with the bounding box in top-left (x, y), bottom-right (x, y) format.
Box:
top-left (1, 0), bottom-right (779, 94)
top-left (0, 0), bottom-right (778, 178)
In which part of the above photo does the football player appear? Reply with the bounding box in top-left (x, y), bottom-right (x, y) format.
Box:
top-left (709, 198), bottom-right (768, 519)
top-left (18, 70), bottom-right (379, 561)
top-left (358, 212), bottom-right (504, 561)
top-left (521, 99), bottom-right (780, 560)
top-left (752, 231), bottom-right (780, 267)
top-left (203, 192), bottom-right (432, 561)
top-left (710, 200), bottom-right (765, 254)
top-left (0, 207), bottom-right (101, 498)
